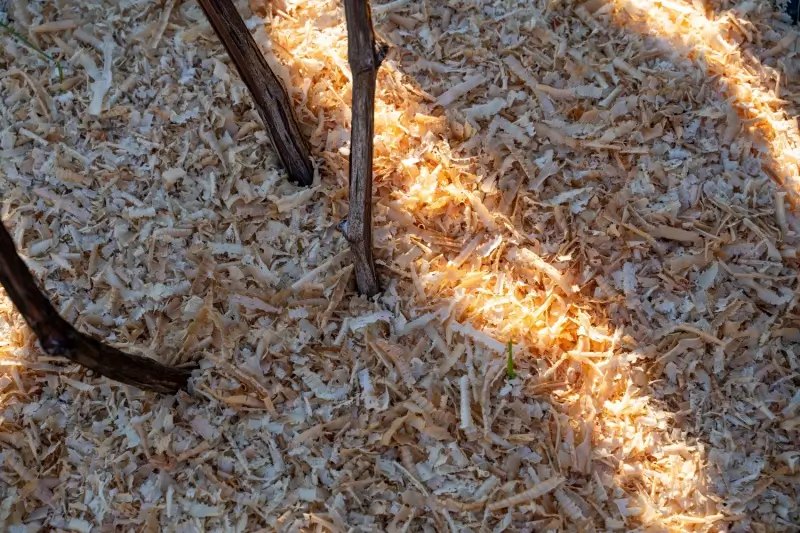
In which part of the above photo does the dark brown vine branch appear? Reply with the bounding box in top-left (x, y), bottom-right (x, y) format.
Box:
top-left (344, 0), bottom-right (386, 296)
top-left (197, 0), bottom-right (314, 186)
top-left (0, 222), bottom-right (193, 394)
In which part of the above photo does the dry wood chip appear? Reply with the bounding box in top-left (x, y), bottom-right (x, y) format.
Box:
top-left (435, 75), bottom-right (487, 107)
top-left (1, 0), bottom-right (798, 530)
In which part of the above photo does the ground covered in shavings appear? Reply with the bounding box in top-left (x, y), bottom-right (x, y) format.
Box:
top-left (1, 0), bottom-right (799, 531)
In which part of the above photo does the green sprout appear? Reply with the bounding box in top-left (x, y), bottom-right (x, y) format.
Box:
top-left (506, 340), bottom-right (516, 380)
top-left (0, 20), bottom-right (64, 83)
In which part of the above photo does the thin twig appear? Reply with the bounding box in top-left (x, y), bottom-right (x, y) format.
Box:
top-left (344, 0), bottom-right (387, 296)
top-left (196, 0), bottom-right (313, 186)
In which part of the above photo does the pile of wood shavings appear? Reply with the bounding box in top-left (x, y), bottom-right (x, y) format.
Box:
top-left (1, 0), bottom-right (799, 531)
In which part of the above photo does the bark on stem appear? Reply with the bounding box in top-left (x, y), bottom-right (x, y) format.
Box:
top-left (344, 0), bottom-right (386, 296)
top-left (0, 222), bottom-right (193, 394)
top-left (197, 0), bottom-right (314, 186)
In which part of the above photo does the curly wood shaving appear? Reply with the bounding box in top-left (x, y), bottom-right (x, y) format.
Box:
top-left (487, 476), bottom-right (565, 511)
top-left (1, 0), bottom-right (798, 530)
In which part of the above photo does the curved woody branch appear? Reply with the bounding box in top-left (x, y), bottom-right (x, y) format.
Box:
top-left (0, 222), bottom-right (193, 394)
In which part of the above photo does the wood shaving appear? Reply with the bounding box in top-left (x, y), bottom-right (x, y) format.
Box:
top-left (0, 0), bottom-right (799, 530)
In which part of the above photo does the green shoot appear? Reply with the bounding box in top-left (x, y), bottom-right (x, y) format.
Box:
top-left (506, 340), bottom-right (516, 380)
top-left (0, 20), bottom-right (64, 83)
